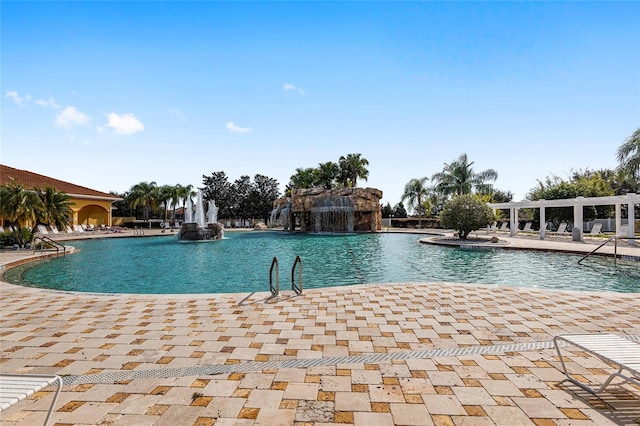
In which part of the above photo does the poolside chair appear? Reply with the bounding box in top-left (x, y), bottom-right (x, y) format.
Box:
top-left (521, 222), bottom-right (533, 232)
top-left (73, 225), bottom-right (84, 233)
top-left (554, 333), bottom-right (640, 395)
top-left (66, 226), bottom-right (74, 234)
top-left (50, 225), bottom-right (60, 234)
top-left (37, 225), bottom-right (49, 235)
top-left (0, 226), bottom-right (4, 233)
top-left (497, 222), bottom-right (509, 232)
top-left (549, 222), bottom-right (569, 237)
top-left (0, 373), bottom-right (63, 426)
top-left (586, 223), bottom-right (602, 237)
top-left (617, 224), bottom-right (629, 238)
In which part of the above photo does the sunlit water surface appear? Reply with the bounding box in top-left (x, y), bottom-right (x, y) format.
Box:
top-left (3, 232), bottom-right (639, 294)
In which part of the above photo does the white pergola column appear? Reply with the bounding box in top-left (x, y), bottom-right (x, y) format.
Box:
top-left (510, 208), bottom-right (518, 237)
top-left (615, 203), bottom-right (622, 235)
top-left (574, 197), bottom-right (584, 241)
top-left (539, 203), bottom-right (546, 240)
top-left (628, 193), bottom-right (635, 245)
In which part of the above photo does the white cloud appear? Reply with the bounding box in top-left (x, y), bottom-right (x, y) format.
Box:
top-left (283, 83), bottom-right (306, 95)
top-left (169, 108), bottom-right (187, 122)
top-left (226, 121), bottom-right (251, 133)
top-left (106, 112), bottom-right (145, 135)
top-left (56, 106), bottom-right (90, 128)
top-left (5, 90), bottom-right (31, 106)
top-left (35, 97), bottom-right (61, 109)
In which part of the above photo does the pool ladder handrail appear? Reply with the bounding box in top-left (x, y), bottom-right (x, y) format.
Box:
top-left (578, 235), bottom-right (637, 265)
top-left (32, 236), bottom-right (67, 257)
top-left (269, 255), bottom-right (303, 297)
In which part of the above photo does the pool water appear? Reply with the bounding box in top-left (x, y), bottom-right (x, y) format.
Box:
top-left (3, 232), bottom-right (640, 294)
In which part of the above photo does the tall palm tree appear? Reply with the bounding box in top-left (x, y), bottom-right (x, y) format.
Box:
top-left (37, 186), bottom-right (72, 232)
top-left (0, 180), bottom-right (41, 246)
top-left (431, 153), bottom-right (497, 197)
top-left (128, 181), bottom-right (158, 228)
top-left (169, 184), bottom-right (183, 225)
top-left (157, 185), bottom-right (174, 224)
top-left (317, 161), bottom-right (340, 189)
top-left (401, 177), bottom-right (431, 228)
top-left (177, 184), bottom-right (195, 221)
top-left (338, 153), bottom-right (370, 187)
top-left (617, 128), bottom-right (640, 179)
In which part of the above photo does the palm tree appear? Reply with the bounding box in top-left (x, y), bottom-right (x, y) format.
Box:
top-left (128, 181), bottom-right (158, 228)
top-left (177, 184), bottom-right (195, 221)
top-left (617, 128), bottom-right (640, 179)
top-left (289, 167), bottom-right (318, 189)
top-left (401, 177), bottom-right (431, 228)
top-left (338, 153), bottom-right (370, 187)
top-left (0, 180), bottom-right (41, 246)
top-left (317, 161), bottom-right (340, 189)
top-left (157, 185), bottom-right (174, 225)
top-left (37, 186), bottom-right (72, 232)
top-left (431, 153), bottom-right (498, 197)
top-left (169, 184), bottom-right (183, 225)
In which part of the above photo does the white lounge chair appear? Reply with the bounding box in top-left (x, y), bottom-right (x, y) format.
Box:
top-left (496, 222), bottom-right (508, 232)
top-left (521, 222), bottom-right (533, 233)
top-left (73, 225), bottom-right (84, 233)
top-left (37, 225), bottom-right (49, 235)
top-left (0, 373), bottom-right (63, 426)
top-left (50, 225), bottom-right (60, 234)
top-left (549, 222), bottom-right (569, 237)
top-left (586, 223), bottom-right (602, 236)
top-left (617, 224), bottom-right (629, 237)
top-left (554, 333), bottom-right (640, 394)
top-left (66, 226), bottom-right (74, 234)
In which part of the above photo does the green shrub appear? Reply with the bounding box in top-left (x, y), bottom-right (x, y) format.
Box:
top-left (440, 194), bottom-right (495, 239)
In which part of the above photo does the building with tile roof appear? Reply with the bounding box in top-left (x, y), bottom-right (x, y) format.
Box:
top-left (0, 164), bottom-right (122, 227)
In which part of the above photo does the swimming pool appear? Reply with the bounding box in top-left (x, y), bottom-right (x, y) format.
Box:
top-left (3, 232), bottom-right (640, 294)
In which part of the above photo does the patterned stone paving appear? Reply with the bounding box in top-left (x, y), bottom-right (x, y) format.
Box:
top-left (2, 231), bottom-right (640, 425)
top-left (1, 276), bottom-right (639, 425)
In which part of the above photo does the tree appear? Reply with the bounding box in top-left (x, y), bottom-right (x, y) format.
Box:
top-left (381, 203), bottom-right (393, 218)
top-left (202, 172), bottom-right (234, 218)
top-left (157, 185), bottom-right (174, 224)
top-left (233, 175), bottom-right (253, 222)
top-left (177, 183), bottom-right (196, 221)
top-left (432, 153), bottom-right (498, 197)
top-left (289, 167), bottom-right (319, 190)
top-left (37, 186), bottom-right (72, 232)
top-left (439, 194), bottom-right (495, 239)
top-left (0, 180), bottom-right (41, 246)
top-left (392, 202), bottom-right (408, 218)
top-left (167, 184), bottom-right (182, 224)
top-left (127, 181), bottom-right (158, 227)
top-left (617, 128), bottom-right (640, 179)
top-left (401, 177), bottom-right (431, 228)
top-left (338, 153), bottom-right (369, 187)
top-left (317, 161), bottom-right (340, 189)
top-left (250, 174), bottom-right (280, 223)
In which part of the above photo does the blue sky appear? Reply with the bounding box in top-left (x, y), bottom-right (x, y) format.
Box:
top-left (2, 1), bottom-right (639, 208)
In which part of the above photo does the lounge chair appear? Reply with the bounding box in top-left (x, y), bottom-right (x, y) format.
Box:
top-left (553, 333), bottom-right (640, 394)
top-left (0, 373), bottom-right (63, 426)
top-left (66, 226), bottom-right (74, 234)
top-left (37, 225), bottom-right (49, 235)
top-left (617, 224), bottom-right (629, 237)
top-left (73, 225), bottom-right (84, 233)
top-left (50, 225), bottom-right (60, 234)
top-left (586, 223), bottom-right (602, 237)
top-left (521, 222), bottom-right (533, 232)
top-left (549, 222), bottom-right (569, 237)
top-left (496, 222), bottom-right (508, 232)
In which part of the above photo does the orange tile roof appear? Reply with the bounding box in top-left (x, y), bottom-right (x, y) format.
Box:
top-left (0, 164), bottom-right (121, 200)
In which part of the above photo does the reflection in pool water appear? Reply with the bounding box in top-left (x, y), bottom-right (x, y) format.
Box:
top-left (3, 232), bottom-right (640, 294)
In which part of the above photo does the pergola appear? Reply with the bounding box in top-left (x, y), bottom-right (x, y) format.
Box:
top-left (488, 193), bottom-right (640, 245)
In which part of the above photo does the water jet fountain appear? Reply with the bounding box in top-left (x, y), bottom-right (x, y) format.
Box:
top-left (178, 190), bottom-right (224, 241)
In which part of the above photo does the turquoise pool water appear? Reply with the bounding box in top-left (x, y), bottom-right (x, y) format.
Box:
top-left (3, 232), bottom-right (640, 294)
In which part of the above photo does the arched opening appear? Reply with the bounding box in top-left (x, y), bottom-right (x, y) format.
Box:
top-left (77, 205), bottom-right (109, 226)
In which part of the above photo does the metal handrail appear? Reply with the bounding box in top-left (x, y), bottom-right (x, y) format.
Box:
top-left (578, 236), bottom-right (637, 265)
top-left (269, 257), bottom-right (279, 297)
top-left (32, 236), bottom-right (67, 257)
top-left (291, 255), bottom-right (303, 295)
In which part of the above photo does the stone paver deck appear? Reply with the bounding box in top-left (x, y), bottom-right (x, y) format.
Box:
top-left (1, 230), bottom-right (639, 425)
